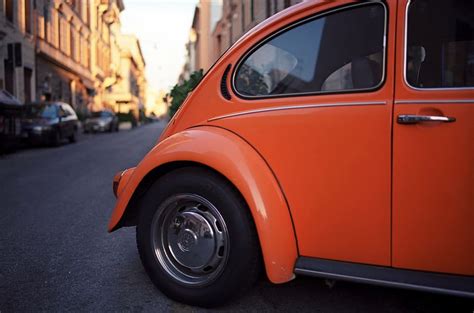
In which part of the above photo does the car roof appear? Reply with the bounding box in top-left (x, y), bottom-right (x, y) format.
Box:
top-left (25, 101), bottom-right (68, 106)
top-left (232, 0), bottom-right (326, 48)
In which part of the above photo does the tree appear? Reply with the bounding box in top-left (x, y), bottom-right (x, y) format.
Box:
top-left (168, 70), bottom-right (204, 118)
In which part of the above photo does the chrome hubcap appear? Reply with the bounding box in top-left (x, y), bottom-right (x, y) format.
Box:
top-left (151, 194), bottom-right (229, 286)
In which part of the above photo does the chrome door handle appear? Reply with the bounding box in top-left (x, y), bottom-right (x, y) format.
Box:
top-left (397, 114), bottom-right (456, 124)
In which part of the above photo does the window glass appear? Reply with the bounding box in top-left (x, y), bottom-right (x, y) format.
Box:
top-left (234, 3), bottom-right (385, 97)
top-left (406, 0), bottom-right (474, 88)
top-left (59, 106), bottom-right (70, 117)
top-left (26, 105), bottom-right (58, 119)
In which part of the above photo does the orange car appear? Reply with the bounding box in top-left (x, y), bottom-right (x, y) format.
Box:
top-left (109, 0), bottom-right (474, 307)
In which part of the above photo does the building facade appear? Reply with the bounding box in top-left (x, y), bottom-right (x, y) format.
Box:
top-left (181, 0), bottom-right (302, 81)
top-left (180, 0), bottom-right (222, 81)
top-left (35, 0), bottom-right (94, 116)
top-left (34, 0), bottom-right (127, 116)
top-left (104, 34), bottom-right (146, 119)
top-left (0, 0), bottom-right (148, 119)
top-left (0, 0), bottom-right (36, 103)
top-left (212, 0), bottom-right (302, 59)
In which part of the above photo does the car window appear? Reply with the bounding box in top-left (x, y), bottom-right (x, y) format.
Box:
top-left (59, 106), bottom-right (70, 117)
top-left (27, 104), bottom-right (58, 119)
top-left (234, 3), bottom-right (386, 97)
top-left (406, 0), bottom-right (474, 88)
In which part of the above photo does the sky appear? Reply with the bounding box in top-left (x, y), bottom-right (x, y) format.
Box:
top-left (121, 0), bottom-right (199, 93)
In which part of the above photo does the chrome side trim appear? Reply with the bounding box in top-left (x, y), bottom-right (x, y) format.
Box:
top-left (295, 268), bottom-right (474, 298)
top-left (231, 2), bottom-right (388, 100)
top-left (403, 1), bottom-right (474, 91)
top-left (208, 101), bottom-right (386, 122)
top-left (395, 99), bottom-right (474, 104)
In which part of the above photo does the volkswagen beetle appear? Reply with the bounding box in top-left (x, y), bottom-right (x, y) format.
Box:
top-left (109, 0), bottom-right (474, 307)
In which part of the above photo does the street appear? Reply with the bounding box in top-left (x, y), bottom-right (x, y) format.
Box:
top-left (0, 122), bottom-right (472, 313)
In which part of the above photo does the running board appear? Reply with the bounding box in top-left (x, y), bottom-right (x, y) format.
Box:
top-left (295, 257), bottom-right (474, 298)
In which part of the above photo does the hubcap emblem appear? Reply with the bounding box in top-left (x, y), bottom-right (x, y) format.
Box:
top-left (178, 230), bottom-right (197, 252)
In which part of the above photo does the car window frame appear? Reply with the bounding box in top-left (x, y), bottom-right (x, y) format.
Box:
top-left (403, 0), bottom-right (474, 91)
top-left (59, 105), bottom-right (69, 118)
top-left (231, 1), bottom-right (389, 100)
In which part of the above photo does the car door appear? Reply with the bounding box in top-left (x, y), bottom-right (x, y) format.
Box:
top-left (65, 105), bottom-right (78, 134)
top-left (213, 1), bottom-right (396, 266)
top-left (393, 0), bottom-right (474, 275)
top-left (58, 104), bottom-right (72, 137)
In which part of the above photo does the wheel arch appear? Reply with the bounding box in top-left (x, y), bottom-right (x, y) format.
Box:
top-left (116, 161), bottom-right (232, 229)
top-left (108, 126), bottom-right (298, 283)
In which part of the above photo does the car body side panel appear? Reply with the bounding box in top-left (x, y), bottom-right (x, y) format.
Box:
top-left (209, 102), bottom-right (392, 266)
top-left (108, 126), bottom-right (298, 283)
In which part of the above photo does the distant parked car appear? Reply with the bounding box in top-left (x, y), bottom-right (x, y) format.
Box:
top-left (83, 110), bottom-right (119, 133)
top-left (22, 102), bottom-right (79, 146)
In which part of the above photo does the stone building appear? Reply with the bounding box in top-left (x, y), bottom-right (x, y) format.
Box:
top-left (104, 34), bottom-right (146, 118)
top-left (34, 0), bottom-right (126, 116)
top-left (0, 0), bottom-right (36, 103)
top-left (180, 0), bottom-right (222, 81)
top-left (212, 0), bottom-right (302, 59)
top-left (181, 0), bottom-right (302, 81)
top-left (1, 0), bottom-right (146, 117)
top-left (35, 0), bottom-right (95, 115)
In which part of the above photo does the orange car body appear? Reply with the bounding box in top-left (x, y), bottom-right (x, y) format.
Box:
top-left (110, 0), bottom-right (474, 293)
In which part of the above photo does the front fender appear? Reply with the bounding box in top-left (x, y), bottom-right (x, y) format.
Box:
top-left (109, 126), bottom-right (298, 283)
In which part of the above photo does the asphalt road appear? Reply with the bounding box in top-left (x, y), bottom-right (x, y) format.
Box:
top-left (1, 122), bottom-right (472, 313)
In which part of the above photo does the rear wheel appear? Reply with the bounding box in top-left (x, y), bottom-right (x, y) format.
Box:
top-left (136, 167), bottom-right (260, 307)
top-left (51, 130), bottom-right (61, 146)
top-left (68, 129), bottom-right (77, 143)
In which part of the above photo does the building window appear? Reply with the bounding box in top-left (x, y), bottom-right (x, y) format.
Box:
top-left (273, 0), bottom-right (278, 14)
top-left (70, 25), bottom-right (75, 60)
top-left (85, 1), bottom-right (90, 25)
top-left (24, 68), bottom-right (33, 103)
top-left (52, 10), bottom-right (59, 47)
top-left (25, 0), bottom-right (32, 33)
top-left (229, 20), bottom-right (233, 46)
top-left (250, 0), bottom-right (255, 21)
top-left (241, 0), bottom-right (245, 33)
top-left (266, 0), bottom-right (271, 18)
top-left (6, 0), bottom-right (14, 23)
top-left (78, 35), bottom-right (82, 65)
top-left (43, 4), bottom-right (49, 41)
top-left (284, 0), bottom-right (291, 9)
top-left (4, 59), bottom-right (14, 95)
top-left (58, 15), bottom-right (62, 51)
top-left (217, 34), bottom-right (222, 56)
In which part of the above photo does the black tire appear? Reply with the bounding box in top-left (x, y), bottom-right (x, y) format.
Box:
top-left (68, 130), bottom-right (77, 143)
top-left (51, 130), bottom-right (61, 146)
top-left (136, 167), bottom-right (261, 307)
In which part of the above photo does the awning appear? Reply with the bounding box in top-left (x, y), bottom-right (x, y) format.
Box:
top-left (0, 90), bottom-right (22, 107)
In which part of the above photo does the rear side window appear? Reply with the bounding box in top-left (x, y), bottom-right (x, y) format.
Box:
top-left (406, 0), bottom-right (474, 89)
top-left (234, 3), bottom-right (386, 97)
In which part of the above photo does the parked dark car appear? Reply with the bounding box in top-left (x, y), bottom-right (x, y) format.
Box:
top-left (22, 102), bottom-right (79, 146)
top-left (83, 110), bottom-right (119, 133)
